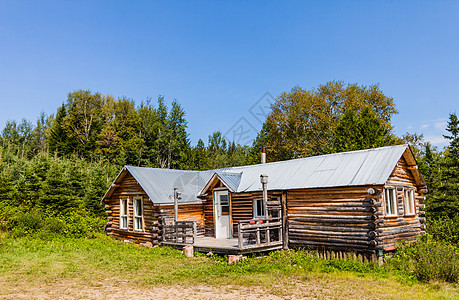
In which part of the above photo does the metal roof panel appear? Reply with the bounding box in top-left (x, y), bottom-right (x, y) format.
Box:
top-left (110, 145), bottom-right (411, 205)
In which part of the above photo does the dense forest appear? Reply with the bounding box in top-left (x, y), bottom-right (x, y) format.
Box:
top-left (0, 82), bottom-right (457, 244)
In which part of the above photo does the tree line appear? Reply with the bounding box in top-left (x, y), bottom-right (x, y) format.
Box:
top-left (0, 82), bottom-right (457, 240)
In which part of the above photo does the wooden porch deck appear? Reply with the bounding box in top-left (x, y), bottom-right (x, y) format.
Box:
top-left (161, 217), bottom-right (284, 254)
top-left (162, 236), bottom-right (283, 255)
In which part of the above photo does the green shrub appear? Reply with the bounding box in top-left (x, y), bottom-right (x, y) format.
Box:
top-left (387, 235), bottom-right (459, 283)
top-left (427, 216), bottom-right (459, 245)
top-left (60, 210), bottom-right (105, 238)
top-left (8, 210), bottom-right (44, 237)
top-left (3, 208), bottom-right (105, 239)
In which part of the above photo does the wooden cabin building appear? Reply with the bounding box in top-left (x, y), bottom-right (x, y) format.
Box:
top-left (101, 144), bottom-right (427, 256)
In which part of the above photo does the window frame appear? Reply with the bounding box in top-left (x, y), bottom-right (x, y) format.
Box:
top-left (133, 197), bottom-right (144, 231)
top-left (384, 187), bottom-right (398, 217)
top-left (403, 188), bottom-right (416, 216)
top-left (253, 198), bottom-right (265, 219)
top-left (120, 198), bottom-right (128, 230)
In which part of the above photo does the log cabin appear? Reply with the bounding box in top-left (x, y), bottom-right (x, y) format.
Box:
top-left (101, 144), bottom-right (427, 257)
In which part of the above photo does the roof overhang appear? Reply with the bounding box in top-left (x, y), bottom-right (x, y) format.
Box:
top-left (100, 167), bottom-right (129, 204)
top-left (199, 173), bottom-right (235, 196)
top-left (402, 146), bottom-right (428, 192)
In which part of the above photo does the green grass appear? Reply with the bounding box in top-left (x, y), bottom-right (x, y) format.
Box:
top-left (0, 234), bottom-right (457, 299)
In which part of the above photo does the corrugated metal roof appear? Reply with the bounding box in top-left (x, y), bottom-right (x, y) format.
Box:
top-left (221, 144), bottom-right (409, 192)
top-left (215, 171), bottom-right (242, 192)
top-left (106, 144), bottom-right (416, 205)
top-left (125, 167), bottom-right (214, 204)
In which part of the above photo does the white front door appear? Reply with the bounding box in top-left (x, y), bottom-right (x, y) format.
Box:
top-left (214, 190), bottom-right (230, 239)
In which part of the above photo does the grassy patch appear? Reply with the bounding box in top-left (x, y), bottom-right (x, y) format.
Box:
top-left (0, 235), bottom-right (457, 299)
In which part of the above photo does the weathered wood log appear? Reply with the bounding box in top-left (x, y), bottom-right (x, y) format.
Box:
top-left (288, 234), bottom-right (372, 245)
top-left (368, 231), bottom-right (378, 239)
top-left (380, 232), bottom-right (421, 241)
top-left (289, 228), bottom-right (369, 237)
top-left (289, 240), bottom-right (370, 250)
top-left (292, 214), bottom-right (374, 220)
top-left (288, 223), bottom-right (371, 232)
top-left (292, 217), bottom-right (372, 224)
top-left (369, 240), bottom-right (378, 247)
top-left (290, 206), bottom-right (375, 212)
top-left (419, 188), bottom-right (428, 194)
top-left (377, 227), bottom-right (421, 236)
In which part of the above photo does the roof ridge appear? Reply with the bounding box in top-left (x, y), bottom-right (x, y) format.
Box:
top-left (223, 144), bottom-right (408, 171)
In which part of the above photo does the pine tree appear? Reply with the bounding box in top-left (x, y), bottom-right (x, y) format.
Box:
top-left (48, 104), bottom-right (76, 156)
top-left (435, 113), bottom-right (459, 218)
top-left (332, 107), bottom-right (395, 153)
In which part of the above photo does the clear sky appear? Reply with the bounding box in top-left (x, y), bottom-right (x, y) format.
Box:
top-left (0, 1), bottom-right (458, 148)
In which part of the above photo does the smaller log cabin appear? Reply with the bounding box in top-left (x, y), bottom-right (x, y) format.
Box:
top-left (101, 144), bottom-right (427, 256)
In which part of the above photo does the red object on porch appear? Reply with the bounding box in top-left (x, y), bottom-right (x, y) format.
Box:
top-left (258, 220), bottom-right (263, 224)
top-left (249, 220), bottom-right (255, 224)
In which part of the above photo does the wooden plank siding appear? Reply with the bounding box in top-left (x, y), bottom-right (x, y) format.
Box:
top-left (202, 188), bottom-right (282, 238)
top-left (378, 156), bottom-right (425, 250)
top-left (231, 191), bottom-right (282, 237)
top-left (159, 204), bottom-right (205, 236)
top-left (286, 185), bottom-right (380, 253)
top-left (104, 173), bottom-right (205, 243)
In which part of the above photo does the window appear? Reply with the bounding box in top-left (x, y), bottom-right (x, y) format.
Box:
top-left (120, 198), bottom-right (128, 229)
top-left (384, 187), bottom-right (397, 217)
top-left (404, 188), bottom-right (416, 215)
top-left (133, 198), bottom-right (143, 231)
top-left (254, 199), bottom-right (265, 218)
top-left (220, 194), bottom-right (230, 215)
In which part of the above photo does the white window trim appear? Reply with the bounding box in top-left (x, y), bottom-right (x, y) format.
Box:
top-left (403, 188), bottom-right (416, 216)
top-left (384, 187), bottom-right (398, 217)
top-left (253, 198), bottom-right (265, 219)
top-left (120, 198), bottom-right (128, 230)
top-left (133, 197), bottom-right (144, 231)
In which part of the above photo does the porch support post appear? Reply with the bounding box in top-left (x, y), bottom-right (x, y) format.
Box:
top-left (174, 188), bottom-right (178, 223)
top-left (260, 174), bottom-right (269, 218)
top-left (282, 191), bottom-right (288, 250)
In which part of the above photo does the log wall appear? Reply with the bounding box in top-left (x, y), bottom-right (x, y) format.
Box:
top-left (104, 172), bottom-right (205, 243)
top-left (286, 185), bottom-right (381, 254)
top-left (377, 156), bottom-right (425, 250)
top-left (286, 156), bottom-right (426, 254)
top-left (104, 173), bottom-right (159, 244)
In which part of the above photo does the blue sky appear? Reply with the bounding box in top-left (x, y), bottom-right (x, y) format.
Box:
top-left (0, 1), bottom-right (458, 148)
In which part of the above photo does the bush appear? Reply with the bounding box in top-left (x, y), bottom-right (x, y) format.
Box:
top-left (427, 216), bottom-right (459, 245)
top-left (8, 210), bottom-right (45, 237)
top-left (3, 208), bottom-right (105, 239)
top-left (387, 235), bottom-right (459, 283)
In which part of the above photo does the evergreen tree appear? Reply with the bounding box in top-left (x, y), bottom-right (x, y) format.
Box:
top-left (192, 139), bottom-right (207, 170)
top-left (48, 104), bottom-right (77, 156)
top-left (432, 113), bottom-right (459, 219)
top-left (332, 107), bottom-right (395, 153)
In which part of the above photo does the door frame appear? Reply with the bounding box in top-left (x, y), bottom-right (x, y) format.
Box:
top-left (213, 189), bottom-right (231, 239)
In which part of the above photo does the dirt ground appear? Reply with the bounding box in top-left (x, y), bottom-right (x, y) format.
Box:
top-left (2, 276), bottom-right (456, 300)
